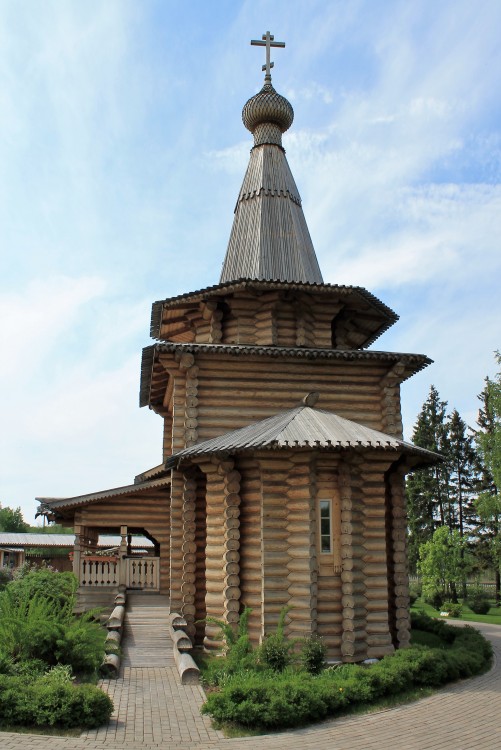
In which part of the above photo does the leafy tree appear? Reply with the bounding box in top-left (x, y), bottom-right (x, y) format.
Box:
top-left (418, 525), bottom-right (471, 604)
top-left (0, 504), bottom-right (29, 533)
top-left (406, 386), bottom-right (449, 571)
top-left (474, 353), bottom-right (501, 604)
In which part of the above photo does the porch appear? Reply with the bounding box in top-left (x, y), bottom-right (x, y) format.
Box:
top-left (74, 524), bottom-right (160, 592)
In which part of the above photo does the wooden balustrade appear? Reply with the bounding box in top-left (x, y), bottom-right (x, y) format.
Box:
top-left (79, 555), bottom-right (160, 590)
top-left (125, 557), bottom-right (160, 590)
top-left (80, 556), bottom-right (119, 587)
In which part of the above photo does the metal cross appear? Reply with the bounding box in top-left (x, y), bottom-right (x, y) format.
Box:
top-left (251, 31), bottom-right (285, 83)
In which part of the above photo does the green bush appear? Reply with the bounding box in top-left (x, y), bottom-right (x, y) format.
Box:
top-left (423, 588), bottom-right (444, 610)
top-left (468, 588), bottom-right (491, 615)
top-left (259, 633), bottom-right (293, 673)
top-left (300, 635), bottom-right (326, 675)
top-left (8, 567), bottom-right (77, 608)
top-left (0, 569), bottom-right (106, 677)
top-left (9, 659), bottom-right (47, 679)
top-left (0, 569), bottom-right (12, 591)
top-left (442, 601), bottom-right (462, 617)
top-left (55, 612), bottom-right (107, 674)
top-left (259, 606), bottom-right (295, 673)
top-left (0, 671), bottom-right (113, 729)
top-left (202, 613), bottom-right (492, 731)
top-left (409, 581), bottom-right (422, 605)
top-left (0, 587), bottom-right (65, 663)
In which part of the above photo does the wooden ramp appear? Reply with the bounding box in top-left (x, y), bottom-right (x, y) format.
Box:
top-left (121, 591), bottom-right (174, 668)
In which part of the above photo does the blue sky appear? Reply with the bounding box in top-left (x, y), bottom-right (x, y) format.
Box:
top-left (1, 0), bottom-right (500, 523)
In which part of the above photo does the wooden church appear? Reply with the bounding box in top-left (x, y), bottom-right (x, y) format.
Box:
top-left (39, 33), bottom-right (437, 662)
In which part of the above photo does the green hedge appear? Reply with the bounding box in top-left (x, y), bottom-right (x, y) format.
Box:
top-left (0, 673), bottom-right (113, 729)
top-left (202, 614), bottom-right (492, 730)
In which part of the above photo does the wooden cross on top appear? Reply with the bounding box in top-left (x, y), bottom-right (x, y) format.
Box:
top-left (251, 30), bottom-right (285, 83)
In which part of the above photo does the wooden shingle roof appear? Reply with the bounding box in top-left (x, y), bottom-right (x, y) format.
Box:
top-left (219, 79), bottom-right (323, 285)
top-left (165, 405), bottom-right (440, 467)
top-left (37, 476), bottom-right (171, 513)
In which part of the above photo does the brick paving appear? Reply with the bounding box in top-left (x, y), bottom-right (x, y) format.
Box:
top-left (0, 620), bottom-right (499, 750)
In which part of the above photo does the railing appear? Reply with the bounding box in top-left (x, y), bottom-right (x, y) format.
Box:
top-left (80, 556), bottom-right (119, 587)
top-left (79, 555), bottom-right (160, 590)
top-left (125, 556), bottom-right (160, 590)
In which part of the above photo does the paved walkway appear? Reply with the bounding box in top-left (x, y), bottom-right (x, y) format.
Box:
top-left (0, 620), bottom-right (500, 750)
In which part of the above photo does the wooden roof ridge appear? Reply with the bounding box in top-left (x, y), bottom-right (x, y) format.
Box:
top-left (165, 404), bottom-right (441, 468)
top-left (220, 141), bottom-right (323, 285)
top-left (36, 475), bottom-right (171, 513)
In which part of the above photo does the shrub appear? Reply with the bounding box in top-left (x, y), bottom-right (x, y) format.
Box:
top-left (9, 659), bottom-right (47, 679)
top-left (423, 588), bottom-right (444, 610)
top-left (409, 581), bottom-right (422, 606)
top-left (8, 567), bottom-right (77, 609)
top-left (0, 569), bottom-right (12, 591)
top-left (468, 588), bottom-right (491, 615)
top-left (441, 601), bottom-right (463, 617)
top-left (259, 633), bottom-right (293, 673)
top-left (0, 569), bottom-right (106, 677)
top-left (0, 587), bottom-right (64, 663)
top-left (55, 612), bottom-right (107, 674)
top-left (0, 672), bottom-right (113, 729)
top-left (300, 635), bottom-right (326, 675)
top-left (201, 613), bottom-right (492, 731)
top-left (259, 606), bottom-right (295, 673)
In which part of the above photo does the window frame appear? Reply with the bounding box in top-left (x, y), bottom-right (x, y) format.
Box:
top-left (318, 498), bottom-right (333, 555)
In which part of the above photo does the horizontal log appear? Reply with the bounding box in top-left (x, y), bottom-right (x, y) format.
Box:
top-left (171, 628), bottom-right (193, 652)
top-left (105, 629), bottom-right (121, 645)
top-left (101, 653), bottom-right (120, 678)
top-left (174, 649), bottom-right (200, 685)
top-left (107, 605), bottom-right (125, 630)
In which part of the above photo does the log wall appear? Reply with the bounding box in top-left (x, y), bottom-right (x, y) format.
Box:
top-left (260, 457), bottom-right (291, 635)
top-left (386, 466), bottom-right (411, 648)
top-left (169, 470), bottom-right (185, 611)
top-left (316, 457), bottom-right (343, 658)
top-left (339, 456), bottom-right (368, 662)
top-left (179, 469), bottom-right (204, 639)
top-left (362, 454), bottom-right (395, 659)
top-left (285, 453), bottom-right (317, 638)
top-left (237, 458), bottom-right (263, 644)
top-left (158, 289), bottom-right (387, 351)
top-left (198, 457), bottom-right (242, 651)
top-left (193, 355), bottom-right (389, 442)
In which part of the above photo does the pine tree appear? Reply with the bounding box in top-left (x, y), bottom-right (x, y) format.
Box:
top-left (406, 385), bottom-right (449, 572)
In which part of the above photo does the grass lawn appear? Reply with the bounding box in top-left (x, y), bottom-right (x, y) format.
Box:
top-left (411, 598), bottom-right (501, 626)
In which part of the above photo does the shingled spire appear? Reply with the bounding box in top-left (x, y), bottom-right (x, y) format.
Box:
top-left (220, 32), bottom-right (323, 285)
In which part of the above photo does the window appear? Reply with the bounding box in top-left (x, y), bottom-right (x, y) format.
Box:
top-left (319, 499), bottom-right (332, 554)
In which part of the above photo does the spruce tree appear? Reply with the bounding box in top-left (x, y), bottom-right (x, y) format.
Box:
top-left (474, 355), bottom-right (501, 605)
top-left (445, 409), bottom-right (478, 597)
top-left (406, 385), bottom-right (448, 572)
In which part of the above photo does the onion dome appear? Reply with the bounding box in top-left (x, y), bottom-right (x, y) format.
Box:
top-left (242, 83), bottom-right (294, 146)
